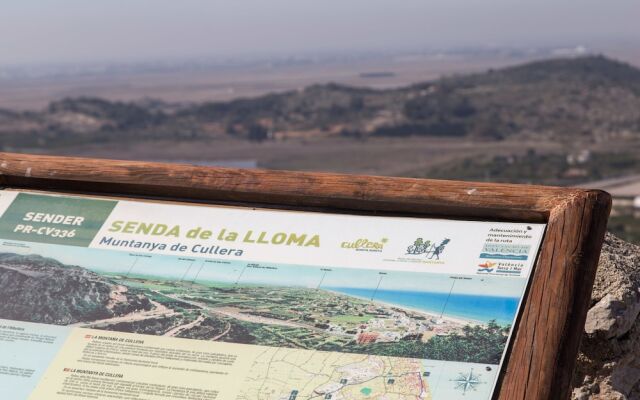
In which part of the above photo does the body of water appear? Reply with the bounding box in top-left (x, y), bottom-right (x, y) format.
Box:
top-left (328, 287), bottom-right (520, 326)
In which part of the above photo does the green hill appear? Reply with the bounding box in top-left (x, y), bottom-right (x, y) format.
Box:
top-left (0, 253), bottom-right (151, 325)
top-left (1, 55), bottom-right (639, 148)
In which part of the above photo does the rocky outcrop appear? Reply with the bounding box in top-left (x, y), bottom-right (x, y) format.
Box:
top-left (573, 234), bottom-right (640, 399)
top-left (0, 253), bottom-right (151, 325)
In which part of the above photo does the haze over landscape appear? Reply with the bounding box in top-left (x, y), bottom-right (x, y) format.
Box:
top-left (3, 3), bottom-right (640, 399)
top-left (1, 0), bottom-right (640, 242)
top-left (2, 0), bottom-right (638, 66)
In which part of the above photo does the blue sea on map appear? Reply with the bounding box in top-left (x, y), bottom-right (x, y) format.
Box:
top-left (328, 288), bottom-right (519, 326)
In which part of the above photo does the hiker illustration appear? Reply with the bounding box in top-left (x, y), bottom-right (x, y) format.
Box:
top-left (407, 238), bottom-right (431, 255)
top-left (428, 238), bottom-right (450, 260)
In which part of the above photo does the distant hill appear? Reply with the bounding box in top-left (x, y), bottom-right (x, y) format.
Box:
top-left (1, 55), bottom-right (639, 148)
top-left (0, 253), bottom-right (151, 325)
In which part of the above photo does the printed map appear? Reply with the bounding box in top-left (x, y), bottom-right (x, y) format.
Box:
top-left (237, 347), bottom-right (430, 400)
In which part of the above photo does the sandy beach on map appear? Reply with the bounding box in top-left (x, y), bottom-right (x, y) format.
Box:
top-left (324, 288), bottom-right (483, 327)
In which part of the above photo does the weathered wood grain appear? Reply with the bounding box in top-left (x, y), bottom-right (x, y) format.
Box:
top-left (0, 152), bottom-right (611, 399)
top-left (497, 190), bottom-right (611, 399)
top-left (1, 152), bottom-right (584, 221)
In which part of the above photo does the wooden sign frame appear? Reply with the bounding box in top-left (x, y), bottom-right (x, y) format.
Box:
top-left (0, 152), bottom-right (611, 400)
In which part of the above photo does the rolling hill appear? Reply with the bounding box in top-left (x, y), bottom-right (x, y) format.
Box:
top-left (1, 55), bottom-right (639, 149)
top-left (0, 253), bottom-right (151, 325)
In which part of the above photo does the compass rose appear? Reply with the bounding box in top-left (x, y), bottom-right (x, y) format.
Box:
top-left (451, 368), bottom-right (484, 394)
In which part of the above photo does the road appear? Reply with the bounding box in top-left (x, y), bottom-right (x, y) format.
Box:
top-left (70, 300), bottom-right (178, 328)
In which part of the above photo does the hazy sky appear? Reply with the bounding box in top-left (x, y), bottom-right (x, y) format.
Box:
top-left (1, 0), bottom-right (638, 66)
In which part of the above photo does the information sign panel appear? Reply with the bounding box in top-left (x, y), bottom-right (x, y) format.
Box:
top-left (0, 152), bottom-right (611, 399)
top-left (0, 189), bottom-right (546, 399)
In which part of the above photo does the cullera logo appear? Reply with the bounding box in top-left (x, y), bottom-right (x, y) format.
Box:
top-left (477, 261), bottom-right (496, 273)
top-left (341, 238), bottom-right (388, 251)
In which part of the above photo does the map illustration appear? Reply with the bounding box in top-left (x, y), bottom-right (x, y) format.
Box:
top-left (0, 240), bottom-right (520, 399)
top-left (237, 348), bottom-right (430, 400)
top-left (236, 348), bottom-right (497, 400)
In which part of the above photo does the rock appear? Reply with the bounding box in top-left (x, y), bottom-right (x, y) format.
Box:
top-left (572, 233), bottom-right (640, 399)
top-left (585, 293), bottom-right (640, 339)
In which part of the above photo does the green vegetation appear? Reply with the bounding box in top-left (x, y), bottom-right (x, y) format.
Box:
top-left (0, 255), bottom-right (515, 365)
top-left (421, 321), bottom-right (510, 364)
top-left (608, 210), bottom-right (640, 245)
top-left (0, 254), bottom-right (151, 325)
top-left (101, 277), bottom-right (511, 364)
top-left (331, 314), bottom-right (377, 324)
top-left (423, 150), bottom-right (640, 186)
top-left (2, 56), bottom-right (640, 148)
top-left (343, 321), bottom-right (509, 364)
top-left (103, 315), bottom-right (188, 336)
